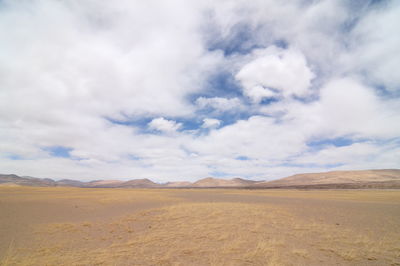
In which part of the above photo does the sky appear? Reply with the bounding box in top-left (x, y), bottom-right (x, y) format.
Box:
top-left (1, 0), bottom-right (400, 182)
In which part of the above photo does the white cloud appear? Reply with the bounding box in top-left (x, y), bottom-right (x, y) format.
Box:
top-left (261, 77), bottom-right (400, 140)
top-left (201, 118), bottom-right (221, 128)
top-left (242, 85), bottom-right (276, 104)
top-left (0, 0), bottom-right (223, 123)
top-left (350, 1), bottom-right (400, 91)
top-left (195, 97), bottom-right (243, 112)
top-left (148, 118), bottom-right (182, 133)
top-left (315, 78), bottom-right (400, 139)
top-left (293, 141), bottom-right (400, 171)
top-left (189, 115), bottom-right (308, 162)
top-left (236, 46), bottom-right (315, 102)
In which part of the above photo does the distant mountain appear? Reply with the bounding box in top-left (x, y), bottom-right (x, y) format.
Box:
top-left (117, 178), bottom-right (161, 188)
top-left (0, 174), bottom-right (21, 183)
top-left (255, 169), bottom-right (400, 189)
top-left (85, 180), bottom-right (124, 188)
top-left (192, 177), bottom-right (260, 187)
top-left (58, 178), bottom-right (161, 188)
top-left (2, 169), bottom-right (400, 189)
top-left (231, 177), bottom-right (260, 186)
top-left (57, 179), bottom-right (86, 187)
top-left (0, 175), bottom-right (162, 188)
top-left (0, 174), bottom-right (56, 187)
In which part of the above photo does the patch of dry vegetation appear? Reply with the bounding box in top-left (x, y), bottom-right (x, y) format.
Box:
top-left (225, 189), bottom-right (400, 203)
top-left (3, 202), bottom-right (400, 265)
top-left (0, 187), bottom-right (179, 204)
top-left (1, 188), bottom-right (400, 265)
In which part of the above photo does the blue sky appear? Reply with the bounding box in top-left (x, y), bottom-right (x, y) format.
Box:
top-left (0, 0), bottom-right (399, 181)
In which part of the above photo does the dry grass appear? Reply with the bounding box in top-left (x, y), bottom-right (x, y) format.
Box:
top-left (0, 187), bottom-right (179, 204)
top-left (1, 188), bottom-right (400, 265)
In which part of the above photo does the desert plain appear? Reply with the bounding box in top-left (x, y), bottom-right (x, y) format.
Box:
top-left (0, 187), bottom-right (399, 266)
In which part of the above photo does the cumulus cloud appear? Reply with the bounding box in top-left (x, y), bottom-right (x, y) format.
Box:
top-left (293, 141), bottom-right (400, 171)
top-left (0, 0), bottom-right (399, 181)
top-left (236, 46), bottom-right (315, 102)
top-left (201, 118), bottom-right (221, 128)
top-left (350, 1), bottom-right (400, 91)
top-left (261, 77), bottom-right (400, 140)
top-left (195, 97), bottom-right (243, 112)
top-left (315, 78), bottom-right (400, 138)
top-left (148, 118), bottom-right (182, 133)
top-left (0, 0), bottom-right (222, 123)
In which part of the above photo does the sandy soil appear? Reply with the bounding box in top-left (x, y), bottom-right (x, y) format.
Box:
top-left (1, 187), bottom-right (399, 265)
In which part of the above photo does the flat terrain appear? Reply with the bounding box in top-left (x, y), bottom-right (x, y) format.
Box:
top-left (0, 187), bottom-right (399, 265)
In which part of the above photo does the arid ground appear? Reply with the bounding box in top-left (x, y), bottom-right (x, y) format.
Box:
top-left (0, 187), bottom-right (399, 265)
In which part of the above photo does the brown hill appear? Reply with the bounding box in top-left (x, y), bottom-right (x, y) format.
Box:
top-left (255, 169), bottom-right (400, 188)
top-left (3, 170), bottom-right (400, 189)
top-left (118, 179), bottom-right (161, 188)
top-left (192, 177), bottom-right (260, 187)
top-left (164, 181), bottom-right (193, 187)
top-left (0, 175), bottom-right (161, 188)
top-left (57, 179), bottom-right (86, 187)
top-left (85, 180), bottom-right (124, 188)
top-left (231, 177), bottom-right (260, 186)
top-left (0, 174), bottom-right (56, 187)
top-left (85, 179), bottom-right (160, 188)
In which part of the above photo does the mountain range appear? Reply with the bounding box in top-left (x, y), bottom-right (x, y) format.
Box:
top-left (1, 169), bottom-right (400, 189)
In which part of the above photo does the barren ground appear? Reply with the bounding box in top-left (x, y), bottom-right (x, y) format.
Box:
top-left (0, 187), bottom-right (399, 265)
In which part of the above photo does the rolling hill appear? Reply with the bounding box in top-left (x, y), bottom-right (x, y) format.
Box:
top-left (0, 174), bottom-right (56, 187)
top-left (2, 169), bottom-right (400, 189)
top-left (164, 181), bottom-right (193, 187)
top-left (191, 177), bottom-right (260, 187)
top-left (118, 179), bottom-right (161, 188)
top-left (255, 169), bottom-right (400, 189)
